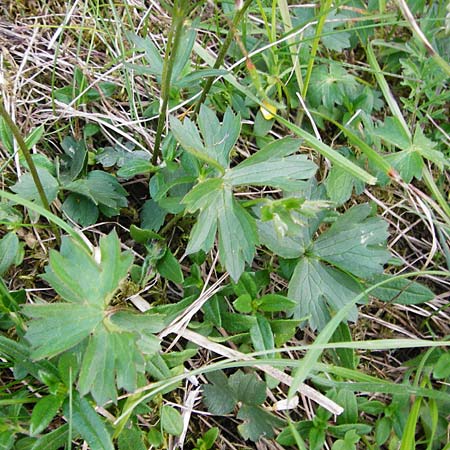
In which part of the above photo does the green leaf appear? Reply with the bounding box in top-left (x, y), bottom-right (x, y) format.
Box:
top-left (228, 370), bottom-right (266, 406)
top-left (233, 294), bottom-right (253, 313)
top-left (175, 69), bottom-right (228, 88)
top-left (313, 204), bottom-right (390, 278)
top-left (258, 294), bottom-right (296, 312)
top-left (412, 126), bottom-right (448, 170)
top-left (183, 179), bottom-right (223, 213)
top-left (64, 170), bottom-right (127, 212)
top-left (225, 154), bottom-right (316, 190)
top-left (140, 199), bottom-right (167, 232)
top-left (386, 150), bottom-right (423, 183)
top-left (170, 106), bottom-right (240, 171)
top-left (23, 303), bottom-right (103, 359)
top-left (288, 258), bottom-right (360, 330)
top-left (250, 315), bottom-right (275, 358)
top-left (127, 33), bottom-right (163, 79)
top-left (170, 116), bottom-right (224, 172)
top-left (203, 371), bottom-right (236, 415)
top-left (196, 427), bottom-right (219, 450)
top-left (217, 189), bottom-right (258, 282)
top-left (370, 275), bottom-right (435, 305)
top-left (110, 310), bottom-right (164, 334)
top-left (30, 395), bottom-right (64, 436)
top-left (11, 168), bottom-right (59, 206)
top-left (309, 62), bottom-right (359, 110)
top-left (117, 159), bottom-right (156, 179)
top-left (30, 424), bottom-right (74, 450)
top-left (62, 193), bottom-right (99, 227)
top-left (330, 322), bottom-right (356, 370)
top-left (41, 231), bottom-right (133, 307)
top-left (63, 393), bottom-right (114, 450)
top-left (331, 430), bottom-right (360, 450)
top-left (171, 24), bottom-right (196, 83)
top-left (0, 117), bottom-right (13, 153)
top-left (147, 429), bottom-right (164, 447)
top-left (237, 405), bottom-right (284, 442)
top-left (53, 86), bottom-right (77, 104)
top-left (433, 352), bottom-right (450, 379)
top-left (156, 248), bottom-right (184, 284)
top-left (86, 82), bottom-right (116, 101)
top-left (374, 117), bottom-right (411, 150)
top-left (224, 138), bottom-right (316, 191)
top-left (0, 232), bottom-right (20, 276)
top-left (24, 126), bottom-right (44, 150)
top-left (118, 427), bottom-right (146, 450)
top-left (24, 232), bottom-right (159, 404)
top-left (270, 319), bottom-right (300, 346)
top-left (78, 326), bottom-right (117, 405)
top-left (197, 105), bottom-right (241, 169)
top-left (161, 405), bottom-right (183, 436)
top-left (310, 10), bottom-right (353, 52)
top-left (257, 219), bottom-right (305, 259)
top-left (325, 157), bottom-right (365, 205)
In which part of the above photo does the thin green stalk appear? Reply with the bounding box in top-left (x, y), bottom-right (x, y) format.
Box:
top-left (421, 166), bottom-right (450, 224)
top-left (366, 41), bottom-right (411, 137)
top-left (152, 0), bottom-right (188, 165)
top-left (0, 101), bottom-right (50, 211)
top-left (277, 0), bottom-right (303, 92)
top-left (302, 0), bottom-right (333, 99)
top-left (193, 0), bottom-right (253, 116)
top-left (0, 102), bottom-right (61, 244)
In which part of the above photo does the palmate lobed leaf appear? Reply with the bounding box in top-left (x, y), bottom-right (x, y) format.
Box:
top-left (170, 105), bottom-right (241, 171)
top-left (77, 326), bottom-right (146, 405)
top-left (64, 170), bottom-right (128, 211)
top-left (288, 258), bottom-right (361, 330)
top-left (41, 231), bottom-right (133, 307)
top-left (23, 303), bottom-right (103, 360)
top-left (313, 204), bottom-right (390, 279)
top-left (178, 132), bottom-right (317, 281)
top-left (23, 231), bottom-right (165, 404)
top-left (260, 202), bottom-right (391, 330)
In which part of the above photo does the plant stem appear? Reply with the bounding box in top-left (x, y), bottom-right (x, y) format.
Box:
top-left (0, 100), bottom-right (61, 244)
top-left (278, 0), bottom-right (303, 93)
top-left (152, 0), bottom-right (188, 165)
top-left (422, 166), bottom-right (450, 223)
top-left (193, 0), bottom-right (253, 117)
top-left (0, 101), bottom-right (51, 211)
top-left (302, 0), bottom-right (333, 99)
